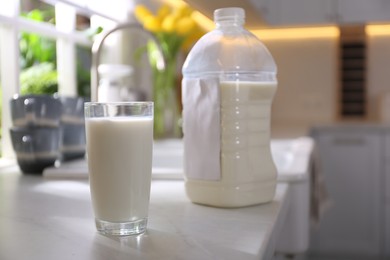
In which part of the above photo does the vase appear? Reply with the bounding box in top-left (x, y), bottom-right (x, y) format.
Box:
top-left (150, 51), bottom-right (182, 139)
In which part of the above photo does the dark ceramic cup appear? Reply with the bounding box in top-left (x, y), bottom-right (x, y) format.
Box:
top-left (57, 96), bottom-right (87, 161)
top-left (10, 94), bottom-right (62, 127)
top-left (10, 127), bottom-right (61, 174)
top-left (58, 96), bottom-right (85, 124)
top-left (60, 123), bottom-right (86, 161)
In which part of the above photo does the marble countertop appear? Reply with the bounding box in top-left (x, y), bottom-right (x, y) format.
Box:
top-left (0, 167), bottom-right (291, 260)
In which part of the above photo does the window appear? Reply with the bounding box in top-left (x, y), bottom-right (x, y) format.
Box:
top-left (339, 26), bottom-right (367, 119)
top-left (0, 0), bottom-right (124, 161)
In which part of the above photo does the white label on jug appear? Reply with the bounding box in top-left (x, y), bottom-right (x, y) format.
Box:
top-left (182, 78), bottom-right (221, 181)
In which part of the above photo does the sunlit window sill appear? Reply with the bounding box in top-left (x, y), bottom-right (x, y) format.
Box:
top-left (0, 158), bottom-right (17, 169)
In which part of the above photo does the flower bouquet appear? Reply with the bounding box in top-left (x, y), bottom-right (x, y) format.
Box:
top-left (134, 4), bottom-right (203, 138)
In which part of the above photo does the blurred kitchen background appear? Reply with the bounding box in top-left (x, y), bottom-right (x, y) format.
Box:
top-left (1, 0), bottom-right (390, 259)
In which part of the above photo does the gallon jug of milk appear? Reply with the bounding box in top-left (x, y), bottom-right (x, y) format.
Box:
top-left (181, 7), bottom-right (278, 207)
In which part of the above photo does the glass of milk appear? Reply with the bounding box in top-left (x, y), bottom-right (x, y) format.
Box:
top-left (84, 102), bottom-right (153, 236)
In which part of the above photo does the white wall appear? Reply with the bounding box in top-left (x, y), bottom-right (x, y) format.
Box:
top-left (367, 34), bottom-right (390, 122)
top-left (262, 30), bottom-right (390, 133)
top-left (263, 37), bottom-right (339, 134)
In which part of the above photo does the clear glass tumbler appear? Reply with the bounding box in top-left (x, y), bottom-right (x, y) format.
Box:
top-left (84, 102), bottom-right (154, 236)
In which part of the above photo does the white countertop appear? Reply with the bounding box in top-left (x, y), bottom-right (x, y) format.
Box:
top-left (0, 167), bottom-right (291, 260)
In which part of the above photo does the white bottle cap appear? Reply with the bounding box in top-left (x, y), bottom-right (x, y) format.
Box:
top-left (214, 7), bottom-right (245, 23)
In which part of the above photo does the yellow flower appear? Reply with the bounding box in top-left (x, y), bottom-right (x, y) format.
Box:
top-left (134, 5), bottom-right (153, 24)
top-left (174, 5), bottom-right (193, 18)
top-left (175, 17), bottom-right (196, 36)
top-left (157, 4), bottom-right (171, 19)
top-left (134, 3), bottom-right (205, 52)
top-left (161, 14), bottom-right (178, 33)
top-left (144, 16), bottom-right (161, 33)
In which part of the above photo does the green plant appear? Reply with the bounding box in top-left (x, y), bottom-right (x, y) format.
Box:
top-left (20, 63), bottom-right (58, 95)
top-left (20, 9), bottom-right (56, 70)
top-left (19, 9), bottom-right (57, 95)
top-left (19, 9), bottom-right (100, 97)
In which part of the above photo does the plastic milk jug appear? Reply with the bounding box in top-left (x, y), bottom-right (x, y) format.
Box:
top-left (181, 7), bottom-right (278, 207)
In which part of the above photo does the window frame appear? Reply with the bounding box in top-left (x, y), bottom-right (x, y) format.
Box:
top-left (0, 0), bottom-right (120, 161)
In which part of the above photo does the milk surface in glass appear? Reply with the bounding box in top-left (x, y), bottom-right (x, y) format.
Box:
top-left (185, 81), bottom-right (277, 207)
top-left (86, 117), bottom-right (153, 222)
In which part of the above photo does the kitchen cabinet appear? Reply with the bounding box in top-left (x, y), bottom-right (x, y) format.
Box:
top-left (337, 0), bottom-right (390, 24)
top-left (264, 0), bottom-right (335, 26)
top-left (386, 206), bottom-right (390, 256)
top-left (310, 126), bottom-right (385, 257)
top-left (384, 133), bottom-right (390, 256)
top-left (261, 0), bottom-right (390, 26)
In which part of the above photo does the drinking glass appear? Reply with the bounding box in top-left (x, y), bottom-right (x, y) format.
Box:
top-left (84, 102), bottom-right (153, 236)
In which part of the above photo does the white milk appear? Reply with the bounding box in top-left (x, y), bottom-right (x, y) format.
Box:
top-left (185, 81), bottom-right (277, 207)
top-left (86, 117), bottom-right (153, 222)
